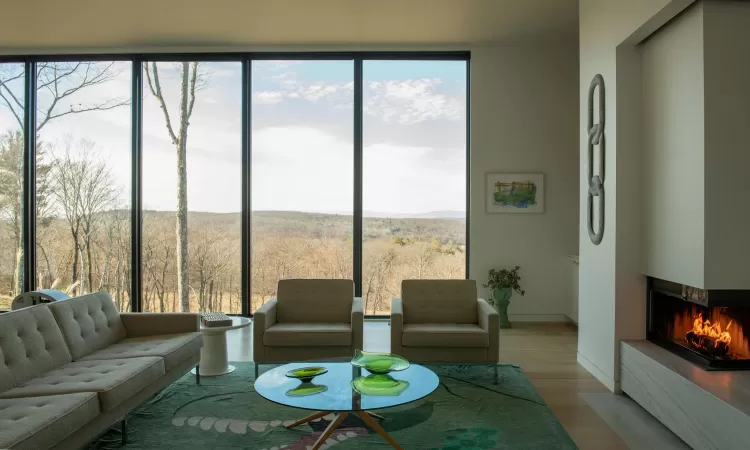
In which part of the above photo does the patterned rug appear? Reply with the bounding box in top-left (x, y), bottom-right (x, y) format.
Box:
top-left (96, 362), bottom-right (577, 449)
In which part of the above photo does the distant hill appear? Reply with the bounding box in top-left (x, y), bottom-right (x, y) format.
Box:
top-left (138, 209), bottom-right (465, 244)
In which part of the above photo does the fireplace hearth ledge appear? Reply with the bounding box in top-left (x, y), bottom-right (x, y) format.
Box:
top-left (620, 340), bottom-right (750, 450)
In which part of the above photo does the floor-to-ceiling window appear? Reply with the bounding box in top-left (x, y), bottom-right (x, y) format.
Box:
top-left (250, 60), bottom-right (354, 312)
top-left (362, 60), bottom-right (467, 315)
top-left (33, 61), bottom-right (133, 310)
top-left (0, 62), bottom-right (25, 309)
top-left (142, 61), bottom-right (242, 313)
top-left (1, 53), bottom-right (467, 315)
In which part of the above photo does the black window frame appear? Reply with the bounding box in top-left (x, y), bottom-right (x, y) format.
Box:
top-left (1, 51), bottom-right (470, 316)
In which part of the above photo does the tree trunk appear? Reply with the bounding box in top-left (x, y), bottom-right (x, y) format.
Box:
top-left (176, 62), bottom-right (190, 312)
top-left (71, 232), bottom-right (80, 290)
top-left (208, 279), bottom-right (214, 312)
top-left (79, 246), bottom-right (86, 294)
top-left (13, 137), bottom-right (24, 294)
top-left (85, 236), bottom-right (94, 293)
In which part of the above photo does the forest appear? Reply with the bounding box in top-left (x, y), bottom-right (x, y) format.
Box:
top-left (0, 206), bottom-right (465, 314)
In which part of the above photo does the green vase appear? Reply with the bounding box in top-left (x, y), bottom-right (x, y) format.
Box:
top-left (493, 287), bottom-right (512, 329)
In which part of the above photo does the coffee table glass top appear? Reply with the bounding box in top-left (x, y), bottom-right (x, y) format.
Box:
top-left (254, 362), bottom-right (439, 412)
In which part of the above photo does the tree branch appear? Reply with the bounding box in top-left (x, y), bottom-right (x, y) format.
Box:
top-left (145, 62), bottom-right (178, 145)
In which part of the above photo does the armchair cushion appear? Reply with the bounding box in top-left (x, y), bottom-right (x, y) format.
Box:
top-left (263, 323), bottom-right (352, 347)
top-left (277, 279), bottom-right (354, 323)
top-left (402, 323), bottom-right (489, 348)
top-left (401, 280), bottom-right (479, 324)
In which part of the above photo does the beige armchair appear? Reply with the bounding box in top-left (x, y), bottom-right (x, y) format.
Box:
top-left (391, 280), bottom-right (499, 380)
top-left (253, 279), bottom-right (363, 377)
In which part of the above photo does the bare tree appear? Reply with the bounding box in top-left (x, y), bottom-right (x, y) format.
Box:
top-left (50, 138), bottom-right (119, 294)
top-left (144, 62), bottom-right (206, 312)
top-left (0, 62), bottom-right (128, 293)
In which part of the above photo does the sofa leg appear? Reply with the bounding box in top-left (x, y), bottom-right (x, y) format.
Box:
top-left (121, 418), bottom-right (128, 445)
top-left (493, 364), bottom-right (499, 385)
top-left (196, 364), bottom-right (200, 385)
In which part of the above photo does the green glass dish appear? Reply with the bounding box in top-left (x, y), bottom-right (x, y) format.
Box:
top-left (285, 366), bottom-right (328, 382)
top-left (286, 382), bottom-right (327, 397)
top-left (350, 350), bottom-right (410, 375)
top-left (351, 374), bottom-right (410, 396)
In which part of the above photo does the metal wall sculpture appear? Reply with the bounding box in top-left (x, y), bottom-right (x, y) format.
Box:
top-left (587, 74), bottom-right (605, 245)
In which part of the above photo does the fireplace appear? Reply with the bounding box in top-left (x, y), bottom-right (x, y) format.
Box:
top-left (647, 278), bottom-right (750, 370)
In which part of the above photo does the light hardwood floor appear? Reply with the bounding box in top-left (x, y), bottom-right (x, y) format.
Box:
top-left (225, 321), bottom-right (628, 450)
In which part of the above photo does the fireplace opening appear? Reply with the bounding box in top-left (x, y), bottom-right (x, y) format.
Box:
top-left (647, 278), bottom-right (750, 370)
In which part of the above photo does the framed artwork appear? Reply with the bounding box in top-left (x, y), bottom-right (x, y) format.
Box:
top-left (486, 173), bottom-right (544, 214)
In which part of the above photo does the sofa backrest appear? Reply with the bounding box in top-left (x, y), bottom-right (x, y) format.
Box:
top-left (276, 279), bottom-right (353, 323)
top-left (401, 279), bottom-right (479, 324)
top-left (0, 304), bottom-right (72, 393)
top-left (49, 292), bottom-right (126, 360)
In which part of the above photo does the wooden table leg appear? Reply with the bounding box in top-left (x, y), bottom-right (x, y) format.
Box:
top-left (312, 412), bottom-right (348, 450)
top-left (356, 411), bottom-right (403, 450)
top-left (285, 411), bottom-right (332, 429)
top-left (366, 411), bottom-right (385, 421)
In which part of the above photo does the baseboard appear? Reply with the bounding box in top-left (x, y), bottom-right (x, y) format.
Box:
top-left (507, 314), bottom-right (569, 322)
top-left (577, 351), bottom-right (618, 392)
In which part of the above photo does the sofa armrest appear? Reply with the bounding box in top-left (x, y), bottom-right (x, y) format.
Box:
top-left (390, 298), bottom-right (404, 354)
top-left (253, 298), bottom-right (277, 362)
top-left (477, 298), bottom-right (499, 361)
top-left (120, 313), bottom-right (200, 338)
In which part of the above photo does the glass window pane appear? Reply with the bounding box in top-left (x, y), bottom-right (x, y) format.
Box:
top-left (251, 60), bottom-right (354, 313)
top-left (35, 61), bottom-right (132, 311)
top-left (362, 61), bottom-right (467, 315)
top-left (143, 61), bottom-right (242, 313)
top-left (0, 62), bottom-right (25, 308)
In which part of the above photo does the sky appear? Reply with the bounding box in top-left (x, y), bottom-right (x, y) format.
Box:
top-left (0, 59), bottom-right (467, 217)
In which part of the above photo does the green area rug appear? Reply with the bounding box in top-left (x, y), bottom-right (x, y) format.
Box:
top-left (97, 363), bottom-right (577, 449)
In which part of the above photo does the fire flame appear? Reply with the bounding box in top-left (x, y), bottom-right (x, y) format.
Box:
top-left (691, 313), bottom-right (732, 344)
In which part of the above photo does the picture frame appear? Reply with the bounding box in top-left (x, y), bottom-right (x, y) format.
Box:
top-left (485, 173), bottom-right (545, 214)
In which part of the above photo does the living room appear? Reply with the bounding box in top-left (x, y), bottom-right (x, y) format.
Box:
top-left (1, 1), bottom-right (749, 449)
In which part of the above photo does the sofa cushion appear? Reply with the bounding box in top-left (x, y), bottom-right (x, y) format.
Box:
top-left (263, 323), bottom-right (352, 347)
top-left (277, 279), bottom-right (353, 323)
top-left (0, 305), bottom-right (72, 394)
top-left (0, 393), bottom-right (99, 450)
top-left (0, 357), bottom-right (164, 411)
top-left (80, 332), bottom-right (202, 370)
top-left (402, 323), bottom-right (489, 348)
top-left (49, 292), bottom-right (127, 360)
top-left (402, 280), bottom-right (479, 324)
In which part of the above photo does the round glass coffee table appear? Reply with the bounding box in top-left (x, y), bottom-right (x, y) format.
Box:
top-left (254, 362), bottom-right (439, 450)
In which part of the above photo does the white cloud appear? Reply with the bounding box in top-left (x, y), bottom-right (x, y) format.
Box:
top-left (365, 78), bottom-right (464, 124)
top-left (253, 73), bottom-right (464, 124)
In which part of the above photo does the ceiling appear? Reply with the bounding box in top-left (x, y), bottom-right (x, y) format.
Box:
top-left (0, 0), bottom-right (578, 54)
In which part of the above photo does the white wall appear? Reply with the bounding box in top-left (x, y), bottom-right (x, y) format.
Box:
top-left (643, 4), bottom-right (706, 288)
top-left (577, 0), bottom-right (695, 391)
top-left (469, 43), bottom-right (579, 322)
top-left (703, 1), bottom-right (750, 290)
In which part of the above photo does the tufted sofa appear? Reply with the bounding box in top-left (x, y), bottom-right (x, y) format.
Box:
top-left (391, 280), bottom-right (500, 366)
top-left (0, 292), bottom-right (203, 450)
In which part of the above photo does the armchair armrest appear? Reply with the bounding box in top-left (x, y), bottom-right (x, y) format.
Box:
top-left (390, 298), bottom-right (404, 354)
top-left (253, 298), bottom-right (277, 362)
top-left (351, 297), bottom-right (364, 351)
top-left (120, 313), bottom-right (200, 338)
top-left (477, 298), bottom-right (499, 361)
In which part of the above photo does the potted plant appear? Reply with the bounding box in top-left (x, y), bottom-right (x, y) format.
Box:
top-left (483, 266), bottom-right (525, 329)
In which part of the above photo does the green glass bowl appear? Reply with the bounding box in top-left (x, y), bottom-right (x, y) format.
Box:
top-left (351, 350), bottom-right (410, 375)
top-left (285, 367), bottom-right (328, 382)
top-left (351, 374), bottom-right (410, 396)
top-left (286, 382), bottom-right (328, 397)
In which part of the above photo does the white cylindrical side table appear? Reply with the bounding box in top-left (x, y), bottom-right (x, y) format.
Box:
top-left (191, 316), bottom-right (251, 376)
